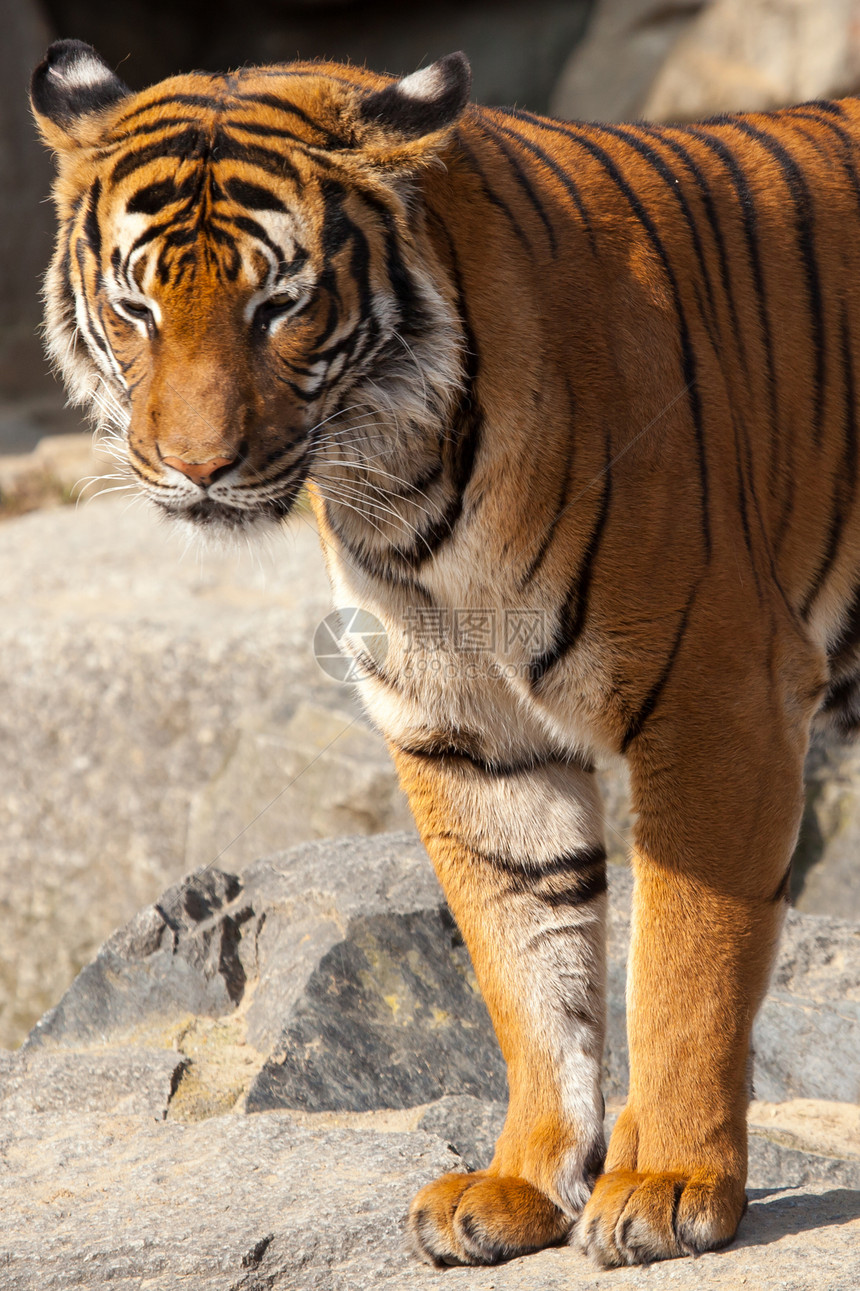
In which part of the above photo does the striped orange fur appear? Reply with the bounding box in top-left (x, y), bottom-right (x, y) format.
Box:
top-left (32, 38), bottom-right (857, 1267)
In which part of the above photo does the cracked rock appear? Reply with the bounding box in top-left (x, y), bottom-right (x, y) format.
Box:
top-left (3, 832), bottom-right (859, 1289)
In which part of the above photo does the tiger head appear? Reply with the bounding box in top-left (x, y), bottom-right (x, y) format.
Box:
top-left (31, 40), bottom-right (471, 532)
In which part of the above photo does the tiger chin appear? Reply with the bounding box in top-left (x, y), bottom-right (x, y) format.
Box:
top-left (32, 37), bottom-right (860, 1271)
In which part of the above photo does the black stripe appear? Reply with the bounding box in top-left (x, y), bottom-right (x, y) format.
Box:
top-left (596, 123), bottom-right (723, 344)
top-left (57, 237), bottom-right (75, 323)
top-left (800, 307), bottom-right (858, 618)
top-left (529, 441), bottom-right (611, 686)
top-left (234, 92), bottom-right (326, 133)
top-left (111, 128), bottom-right (207, 183)
top-left (639, 125), bottom-right (750, 386)
top-left (320, 178), bottom-right (355, 257)
top-left (398, 742), bottom-right (589, 778)
top-left (727, 119), bottom-right (827, 447)
top-left (74, 237), bottom-right (110, 360)
top-left (236, 445), bottom-right (310, 492)
top-left (621, 582), bottom-right (698, 752)
top-left (457, 138), bottom-right (531, 252)
top-left (474, 843), bottom-right (607, 879)
top-left (229, 213), bottom-right (292, 272)
top-left (114, 92), bottom-right (221, 125)
top-left (98, 116), bottom-right (199, 148)
top-left (318, 500), bottom-right (424, 590)
top-left (786, 99), bottom-right (845, 116)
top-left (786, 111), bottom-right (860, 218)
top-left (512, 110), bottom-right (711, 557)
top-left (476, 121), bottom-right (558, 254)
top-left (212, 129), bottom-right (300, 181)
top-left (820, 672), bottom-right (860, 738)
top-left (534, 866), bottom-right (608, 908)
top-left (728, 402), bottom-right (764, 602)
top-left (520, 377), bottom-right (577, 587)
top-left (354, 187), bottom-right (430, 335)
top-left (349, 648), bottom-right (396, 688)
top-left (638, 124), bottom-right (765, 593)
top-left (383, 215), bottom-right (481, 569)
top-left (83, 178), bottom-right (102, 268)
top-left (771, 862), bottom-right (792, 904)
top-left (680, 126), bottom-right (780, 487)
top-left (221, 117), bottom-right (337, 168)
top-left (224, 177), bottom-right (288, 212)
top-left (486, 113), bottom-right (595, 251)
top-left (127, 176), bottom-right (190, 215)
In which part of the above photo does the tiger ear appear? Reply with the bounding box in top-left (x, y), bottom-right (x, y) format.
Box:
top-left (350, 52), bottom-right (472, 166)
top-left (31, 40), bottom-right (130, 152)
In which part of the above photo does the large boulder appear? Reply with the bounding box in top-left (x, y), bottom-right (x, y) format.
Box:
top-left (28, 833), bottom-right (860, 1144)
top-left (551, 0), bottom-right (860, 124)
top-left (0, 497), bottom-right (379, 1047)
top-left (3, 832), bottom-right (859, 1288)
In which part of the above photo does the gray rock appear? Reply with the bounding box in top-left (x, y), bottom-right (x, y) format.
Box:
top-left (748, 1133), bottom-right (860, 1192)
top-left (550, 0), bottom-right (860, 125)
top-left (247, 906), bottom-right (507, 1113)
top-left (26, 868), bottom-right (256, 1050)
top-left (0, 497), bottom-right (384, 1047)
top-left (30, 835), bottom-right (859, 1118)
top-left (793, 736), bottom-right (860, 921)
top-left (0, 1110), bottom-right (463, 1291)
top-left (0, 1102), bottom-right (857, 1290)
top-left (4, 831), bottom-right (859, 1290)
top-left (642, 0), bottom-right (860, 122)
top-left (0, 1047), bottom-right (186, 1118)
top-left (185, 700), bottom-right (414, 873)
top-left (416, 1093), bottom-right (506, 1171)
top-left (550, 1), bottom-right (701, 124)
top-left (754, 906), bottom-right (860, 1104)
top-left (754, 994), bottom-right (860, 1104)
top-left (28, 834), bottom-right (507, 1115)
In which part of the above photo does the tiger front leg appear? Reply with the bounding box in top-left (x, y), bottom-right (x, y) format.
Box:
top-left (579, 678), bottom-right (810, 1268)
top-left (391, 745), bottom-right (609, 1266)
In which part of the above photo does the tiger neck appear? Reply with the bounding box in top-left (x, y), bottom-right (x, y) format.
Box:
top-left (313, 106), bottom-right (587, 604)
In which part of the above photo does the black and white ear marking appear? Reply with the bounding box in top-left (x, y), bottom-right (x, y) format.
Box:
top-left (359, 52), bottom-right (472, 140)
top-left (31, 40), bottom-right (129, 131)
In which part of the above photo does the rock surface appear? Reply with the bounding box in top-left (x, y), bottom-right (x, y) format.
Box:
top-left (27, 834), bottom-right (860, 1140)
top-left (3, 832), bottom-right (859, 1289)
top-left (0, 1103), bottom-right (857, 1291)
top-left (0, 497), bottom-right (374, 1046)
top-left (552, 0), bottom-right (860, 124)
top-left (0, 428), bottom-right (109, 515)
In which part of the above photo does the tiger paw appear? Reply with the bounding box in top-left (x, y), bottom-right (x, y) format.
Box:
top-left (408, 1169), bottom-right (573, 1267)
top-left (577, 1168), bottom-right (746, 1267)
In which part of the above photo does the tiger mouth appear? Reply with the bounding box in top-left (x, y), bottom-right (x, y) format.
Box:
top-left (155, 486), bottom-right (303, 530)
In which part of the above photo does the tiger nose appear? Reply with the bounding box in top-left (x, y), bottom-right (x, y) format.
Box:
top-left (161, 455), bottom-right (236, 487)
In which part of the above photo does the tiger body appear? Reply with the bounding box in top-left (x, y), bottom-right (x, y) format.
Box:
top-left (32, 40), bottom-right (860, 1267)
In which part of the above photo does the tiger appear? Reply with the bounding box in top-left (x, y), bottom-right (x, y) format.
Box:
top-left (30, 36), bottom-right (860, 1269)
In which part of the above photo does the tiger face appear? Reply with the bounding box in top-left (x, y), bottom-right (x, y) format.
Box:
top-left (31, 41), bottom-right (471, 532)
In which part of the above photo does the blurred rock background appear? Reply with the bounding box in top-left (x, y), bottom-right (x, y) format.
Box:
top-left (3, 0), bottom-right (860, 1046)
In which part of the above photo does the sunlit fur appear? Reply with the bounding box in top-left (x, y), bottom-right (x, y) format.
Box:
top-left (33, 39), bottom-right (860, 1271)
